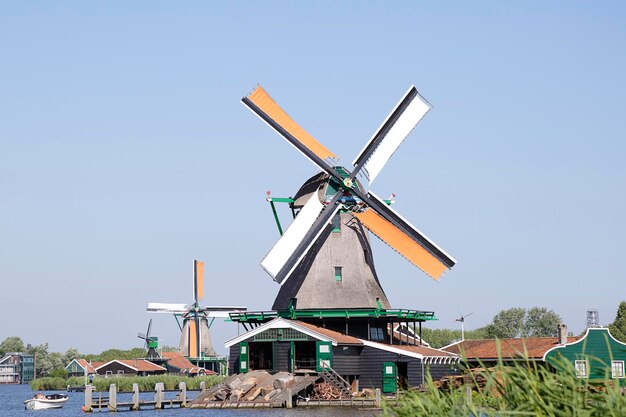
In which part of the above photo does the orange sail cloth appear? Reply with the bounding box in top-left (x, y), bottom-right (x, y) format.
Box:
top-left (247, 86), bottom-right (336, 160)
top-left (354, 209), bottom-right (448, 280)
top-left (195, 260), bottom-right (204, 300)
top-left (188, 320), bottom-right (197, 358)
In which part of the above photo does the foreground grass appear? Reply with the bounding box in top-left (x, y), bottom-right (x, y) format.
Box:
top-left (31, 374), bottom-right (225, 392)
top-left (384, 358), bottom-right (626, 417)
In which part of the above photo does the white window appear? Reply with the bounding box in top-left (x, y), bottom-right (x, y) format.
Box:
top-left (611, 361), bottom-right (624, 378)
top-left (319, 359), bottom-right (331, 369)
top-left (319, 344), bottom-right (330, 354)
top-left (105, 370), bottom-right (113, 377)
top-left (575, 360), bottom-right (588, 378)
top-left (385, 366), bottom-right (394, 375)
top-left (240, 346), bottom-right (247, 354)
top-left (117, 370), bottom-right (124, 375)
top-left (240, 361), bottom-right (247, 370)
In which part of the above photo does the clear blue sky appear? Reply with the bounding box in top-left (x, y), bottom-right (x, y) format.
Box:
top-left (1, 1), bottom-right (625, 354)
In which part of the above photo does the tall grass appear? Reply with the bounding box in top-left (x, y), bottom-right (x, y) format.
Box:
top-left (31, 374), bottom-right (224, 392)
top-left (384, 356), bottom-right (626, 417)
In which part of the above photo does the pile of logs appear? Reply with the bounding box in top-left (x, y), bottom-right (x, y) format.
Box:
top-left (196, 371), bottom-right (298, 403)
top-left (310, 382), bottom-right (349, 400)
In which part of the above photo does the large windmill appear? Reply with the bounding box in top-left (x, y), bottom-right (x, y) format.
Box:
top-left (242, 85), bottom-right (456, 310)
top-left (147, 260), bottom-right (246, 368)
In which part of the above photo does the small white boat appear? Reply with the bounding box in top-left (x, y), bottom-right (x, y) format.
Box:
top-left (24, 393), bottom-right (69, 410)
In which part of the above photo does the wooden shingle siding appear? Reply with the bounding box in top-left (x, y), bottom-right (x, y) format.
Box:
top-left (229, 345), bottom-right (240, 375)
top-left (407, 361), bottom-right (424, 387)
top-left (359, 346), bottom-right (422, 389)
top-left (545, 328), bottom-right (626, 386)
top-left (332, 346), bottom-right (361, 375)
top-left (427, 364), bottom-right (460, 382)
top-left (275, 342), bottom-right (291, 372)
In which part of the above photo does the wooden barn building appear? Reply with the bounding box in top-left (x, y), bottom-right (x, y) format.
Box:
top-left (226, 316), bottom-right (459, 393)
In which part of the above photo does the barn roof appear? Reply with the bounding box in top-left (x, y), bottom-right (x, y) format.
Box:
top-left (443, 336), bottom-right (582, 360)
top-left (95, 359), bottom-right (166, 372)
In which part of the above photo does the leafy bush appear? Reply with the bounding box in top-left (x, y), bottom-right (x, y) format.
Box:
top-left (30, 374), bottom-right (224, 392)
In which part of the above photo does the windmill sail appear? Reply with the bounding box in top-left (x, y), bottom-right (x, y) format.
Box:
top-left (244, 84), bottom-right (456, 308)
top-left (352, 86), bottom-right (431, 184)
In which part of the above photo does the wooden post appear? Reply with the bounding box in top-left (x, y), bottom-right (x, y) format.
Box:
top-left (154, 382), bottom-right (164, 409)
top-left (200, 381), bottom-right (206, 393)
top-left (131, 383), bottom-right (140, 411)
top-left (374, 388), bottom-right (381, 408)
top-left (108, 384), bottom-right (117, 412)
top-left (84, 384), bottom-right (93, 412)
top-left (179, 381), bottom-right (187, 407)
top-left (285, 389), bottom-right (292, 409)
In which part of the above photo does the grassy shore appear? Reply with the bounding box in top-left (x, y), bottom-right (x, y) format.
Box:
top-left (31, 374), bottom-right (225, 392)
top-left (384, 357), bottom-right (626, 417)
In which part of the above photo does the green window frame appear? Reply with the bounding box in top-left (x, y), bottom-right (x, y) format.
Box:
top-left (334, 266), bottom-right (343, 282)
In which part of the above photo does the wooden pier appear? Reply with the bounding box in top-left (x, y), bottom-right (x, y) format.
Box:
top-left (83, 381), bottom-right (201, 412)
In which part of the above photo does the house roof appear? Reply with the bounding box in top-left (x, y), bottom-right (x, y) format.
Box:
top-left (225, 318), bottom-right (342, 347)
top-left (443, 336), bottom-right (582, 360)
top-left (295, 321), bottom-right (363, 345)
top-left (362, 340), bottom-right (459, 363)
top-left (95, 359), bottom-right (166, 372)
top-left (162, 351), bottom-right (209, 374)
top-left (66, 359), bottom-right (98, 373)
top-left (224, 317), bottom-right (456, 362)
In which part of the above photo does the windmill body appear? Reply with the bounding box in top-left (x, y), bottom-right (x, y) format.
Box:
top-left (272, 172), bottom-right (391, 310)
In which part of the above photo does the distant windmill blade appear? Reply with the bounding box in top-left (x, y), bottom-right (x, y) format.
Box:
top-left (352, 86), bottom-right (431, 185)
top-left (201, 306), bottom-right (247, 318)
top-left (146, 318), bottom-right (152, 339)
top-left (137, 332), bottom-right (147, 339)
top-left (242, 85), bottom-right (337, 163)
top-left (194, 260), bottom-right (204, 302)
top-left (146, 303), bottom-right (189, 314)
top-left (261, 192), bottom-right (342, 284)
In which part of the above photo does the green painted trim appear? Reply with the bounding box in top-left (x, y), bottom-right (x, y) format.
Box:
top-left (229, 308), bottom-right (437, 322)
top-left (269, 200), bottom-right (284, 236)
top-left (268, 197), bottom-right (295, 203)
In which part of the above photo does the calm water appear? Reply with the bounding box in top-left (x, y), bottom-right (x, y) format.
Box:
top-left (0, 385), bottom-right (380, 417)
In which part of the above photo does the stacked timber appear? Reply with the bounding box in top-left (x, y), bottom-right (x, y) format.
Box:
top-left (190, 370), bottom-right (317, 408)
top-left (310, 382), bottom-right (349, 400)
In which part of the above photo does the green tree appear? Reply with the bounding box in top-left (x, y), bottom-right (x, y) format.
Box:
top-left (38, 351), bottom-right (64, 377)
top-left (485, 308), bottom-right (526, 338)
top-left (49, 368), bottom-right (68, 379)
top-left (485, 307), bottom-right (562, 339)
top-left (525, 307), bottom-right (561, 337)
top-left (609, 301), bottom-right (626, 342)
top-left (0, 336), bottom-right (26, 355)
top-left (63, 348), bottom-right (82, 364)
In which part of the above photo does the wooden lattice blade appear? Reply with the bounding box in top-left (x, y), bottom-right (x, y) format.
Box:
top-left (352, 85), bottom-right (430, 184)
top-left (354, 208), bottom-right (453, 280)
top-left (242, 85), bottom-right (336, 161)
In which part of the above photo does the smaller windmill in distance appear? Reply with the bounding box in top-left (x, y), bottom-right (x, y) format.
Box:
top-left (147, 260), bottom-right (246, 373)
top-left (137, 318), bottom-right (161, 360)
top-left (455, 312), bottom-right (474, 342)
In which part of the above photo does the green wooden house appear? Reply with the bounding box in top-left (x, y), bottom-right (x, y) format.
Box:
top-left (543, 328), bottom-right (626, 385)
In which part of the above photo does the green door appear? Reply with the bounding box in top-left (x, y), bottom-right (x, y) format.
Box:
top-left (239, 342), bottom-right (249, 373)
top-left (382, 362), bottom-right (397, 393)
top-left (316, 341), bottom-right (333, 372)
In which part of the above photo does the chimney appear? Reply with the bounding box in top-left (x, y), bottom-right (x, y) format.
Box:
top-left (557, 323), bottom-right (568, 345)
